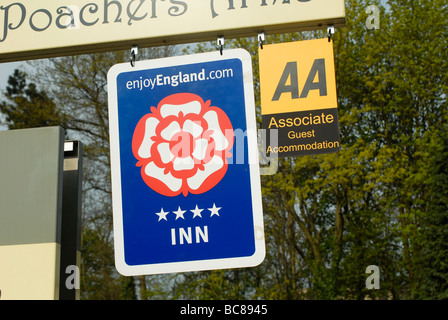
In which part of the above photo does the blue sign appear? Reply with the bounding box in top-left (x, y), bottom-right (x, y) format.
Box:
top-left (108, 49), bottom-right (265, 275)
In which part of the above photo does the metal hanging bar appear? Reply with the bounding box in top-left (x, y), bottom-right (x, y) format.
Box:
top-left (217, 37), bottom-right (224, 55)
top-left (130, 45), bottom-right (139, 67)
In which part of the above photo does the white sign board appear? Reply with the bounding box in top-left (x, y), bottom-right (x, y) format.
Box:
top-left (107, 49), bottom-right (265, 275)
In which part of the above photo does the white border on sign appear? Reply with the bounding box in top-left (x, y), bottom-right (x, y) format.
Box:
top-left (107, 49), bottom-right (265, 276)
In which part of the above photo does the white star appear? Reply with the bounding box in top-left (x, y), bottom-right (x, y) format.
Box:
top-left (208, 203), bottom-right (221, 217)
top-left (173, 206), bottom-right (186, 220)
top-left (191, 205), bottom-right (204, 219)
top-left (155, 208), bottom-right (169, 222)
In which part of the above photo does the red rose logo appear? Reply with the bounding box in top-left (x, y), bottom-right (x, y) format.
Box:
top-left (132, 93), bottom-right (234, 197)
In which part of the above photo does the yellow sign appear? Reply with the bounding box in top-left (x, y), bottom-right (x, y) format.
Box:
top-left (0, 0), bottom-right (345, 62)
top-left (259, 38), bottom-right (340, 157)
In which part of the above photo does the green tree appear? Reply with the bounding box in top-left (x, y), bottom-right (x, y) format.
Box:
top-left (27, 48), bottom-right (177, 299)
top-left (3, 0), bottom-right (447, 300)
top-left (418, 128), bottom-right (448, 299)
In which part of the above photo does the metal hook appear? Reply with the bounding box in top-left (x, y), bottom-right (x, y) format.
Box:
top-left (130, 45), bottom-right (139, 67)
top-left (258, 32), bottom-right (265, 50)
top-left (217, 37), bottom-right (224, 55)
top-left (327, 25), bottom-right (335, 42)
